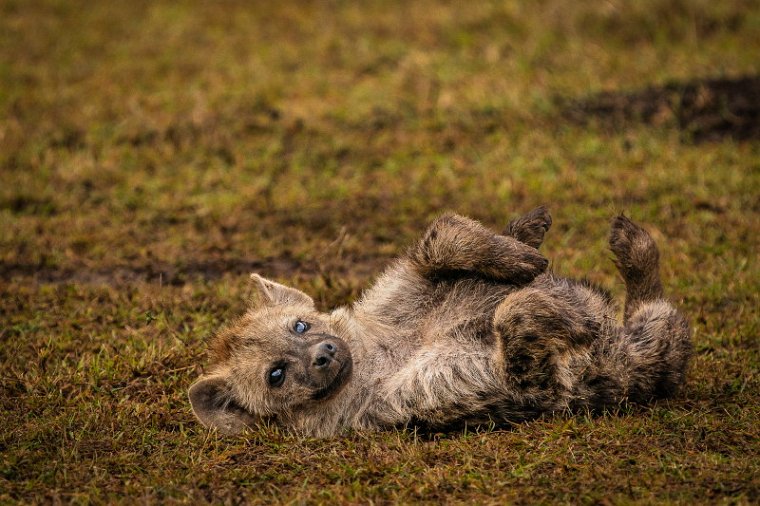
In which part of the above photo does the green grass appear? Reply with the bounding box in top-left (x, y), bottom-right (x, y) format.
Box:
top-left (1, 0), bottom-right (759, 503)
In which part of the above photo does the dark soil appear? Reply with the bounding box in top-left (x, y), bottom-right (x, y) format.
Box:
top-left (561, 75), bottom-right (760, 142)
top-left (0, 256), bottom-right (384, 287)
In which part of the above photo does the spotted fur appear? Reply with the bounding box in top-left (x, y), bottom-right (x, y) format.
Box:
top-left (189, 209), bottom-right (691, 437)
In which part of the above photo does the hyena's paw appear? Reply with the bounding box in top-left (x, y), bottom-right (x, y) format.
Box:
top-left (504, 206), bottom-right (552, 249)
top-left (609, 214), bottom-right (660, 281)
top-left (505, 239), bottom-right (550, 282)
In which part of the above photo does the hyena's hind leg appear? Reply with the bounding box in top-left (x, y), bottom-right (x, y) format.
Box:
top-left (503, 206), bottom-right (552, 249)
top-left (609, 215), bottom-right (664, 323)
top-left (621, 301), bottom-right (691, 401)
top-left (586, 216), bottom-right (692, 404)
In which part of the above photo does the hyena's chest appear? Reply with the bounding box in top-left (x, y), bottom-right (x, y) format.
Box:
top-left (361, 267), bottom-right (516, 350)
top-left (419, 283), bottom-right (513, 344)
top-left (423, 310), bottom-right (497, 344)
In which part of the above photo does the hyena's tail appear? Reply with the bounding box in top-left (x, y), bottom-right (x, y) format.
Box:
top-left (599, 216), bottom-right (692, 403)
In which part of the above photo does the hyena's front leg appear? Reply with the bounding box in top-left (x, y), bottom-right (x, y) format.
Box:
top-left (609, 215), bottom-right (664, 323)
top-left (409, 213), bottom-right (548, 284)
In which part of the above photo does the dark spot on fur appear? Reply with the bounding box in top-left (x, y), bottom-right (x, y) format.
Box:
top-left (535, 355), bottom-right (559, 390)
top-left (507, 352), bottom-right (532, 377)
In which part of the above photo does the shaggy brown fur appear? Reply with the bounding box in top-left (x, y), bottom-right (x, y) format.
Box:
top-left (189, 208), bottom-right (692, 437)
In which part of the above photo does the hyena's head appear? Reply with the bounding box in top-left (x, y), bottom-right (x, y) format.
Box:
top-left (188, 274), bottom-right (353, 435)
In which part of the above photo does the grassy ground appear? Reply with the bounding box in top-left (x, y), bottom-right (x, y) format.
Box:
top-left (2, 0), bottom-right (759, 503)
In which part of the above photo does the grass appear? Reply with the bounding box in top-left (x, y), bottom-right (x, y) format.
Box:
top-left (1, 0), bottom-right (759, 503)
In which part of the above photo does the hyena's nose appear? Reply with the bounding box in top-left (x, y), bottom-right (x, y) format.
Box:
top-left (312, 342), bottom-right (336, 369)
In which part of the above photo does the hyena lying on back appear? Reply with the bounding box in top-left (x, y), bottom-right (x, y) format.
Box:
top-left (189, 208), bottom-right (691, 437)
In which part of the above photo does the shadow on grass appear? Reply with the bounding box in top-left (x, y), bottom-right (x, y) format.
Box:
top-left (560, 75), bottom-right (760, 143)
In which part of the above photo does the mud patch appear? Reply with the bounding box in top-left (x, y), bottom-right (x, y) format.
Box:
top-left (561, 75), bottom-right (760, 143)
top-left (0, 258), bottom-right (301, 286)
top-left (0, 255), bottom-right (384, 287)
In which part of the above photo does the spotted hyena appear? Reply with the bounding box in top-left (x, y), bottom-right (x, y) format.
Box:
top-left (189, 208), bottom-right (691, 437)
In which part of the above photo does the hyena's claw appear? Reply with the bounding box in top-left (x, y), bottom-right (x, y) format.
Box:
top-left (504, 206), bottom-right (552, 249)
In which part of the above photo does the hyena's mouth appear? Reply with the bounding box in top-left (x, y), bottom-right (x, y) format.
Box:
top-left (311, 359), bottom-right (353, 401)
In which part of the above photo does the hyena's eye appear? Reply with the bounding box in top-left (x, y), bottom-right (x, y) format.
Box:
top-left (268, 366), bottom-right (286, 387)
top-left (293, 320), bottom-right (309, 334)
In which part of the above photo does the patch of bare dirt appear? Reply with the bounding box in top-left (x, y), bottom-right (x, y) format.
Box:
top-left (561, 75), bottom-right (760, 143)
top-left (0, 258), bottom-right (298, 286)
top-left (0, 255), bottom-right (385, 287)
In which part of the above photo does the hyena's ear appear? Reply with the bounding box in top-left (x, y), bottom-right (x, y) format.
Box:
top-left (249, 273), bottom-right (315, 308)
top-left (188, 376), bottom-right (259, 436)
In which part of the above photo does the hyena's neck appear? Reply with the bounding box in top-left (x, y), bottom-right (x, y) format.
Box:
top-left (313, 305), bottom-right (412, 431)
top-left (329, 306), bottom-right (397, 386)
top-left (329, 304), bottom-right (417, 374)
